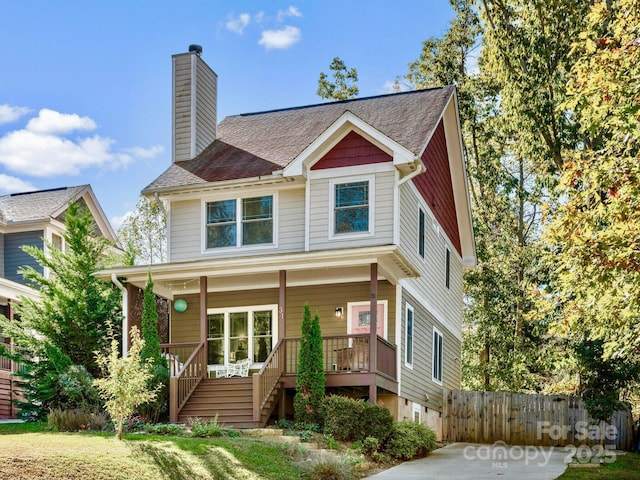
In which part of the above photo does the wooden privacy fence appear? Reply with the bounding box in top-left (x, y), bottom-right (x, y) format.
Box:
top-left (443, 390), bottom-right (633, 450)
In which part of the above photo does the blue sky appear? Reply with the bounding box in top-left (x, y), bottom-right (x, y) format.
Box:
top-left (0, 1), bottom-right (456, 229)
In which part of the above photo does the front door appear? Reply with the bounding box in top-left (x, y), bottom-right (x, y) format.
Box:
top-left (347, 301), bottom-right (387, 339)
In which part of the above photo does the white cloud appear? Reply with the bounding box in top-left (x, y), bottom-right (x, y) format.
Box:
top-left (111, 211), bottom-right (133, 230)
top-left (226, 13), bottom-right (251, 34)
top-left (277, 6), bottom-right (302, 21)
top-left (0, 129), bottom-right (130, 177)
top-left (258, 26), bottom-right (301, 50)
top-left (0, 174), bottom-right (36, 193)
top-left (0, 107), bottom-right (165, 178)
top-left (26, 108), bottom-right (97, 135)
top-left (0, 104), bottom-right (31, 125)
top-left (125, 145), bottom-right (165, 158)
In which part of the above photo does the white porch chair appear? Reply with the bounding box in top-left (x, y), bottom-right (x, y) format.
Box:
top-left (229, 358), bottom-right (251, 377)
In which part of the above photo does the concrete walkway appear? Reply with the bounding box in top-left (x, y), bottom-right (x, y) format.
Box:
top-left (364, 442), bottom-right (570, 480)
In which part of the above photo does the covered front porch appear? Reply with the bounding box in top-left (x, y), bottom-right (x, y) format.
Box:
top-left (99, 246), bottom-right (417, 425)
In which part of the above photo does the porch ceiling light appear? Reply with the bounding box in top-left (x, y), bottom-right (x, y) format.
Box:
top-left (174, 299), bottom-right (188, 313)
top-left (335, 306), bottom-right (343, 318)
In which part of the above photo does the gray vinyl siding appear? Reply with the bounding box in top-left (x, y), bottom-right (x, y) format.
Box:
top-left (169, 199), bottom-right (201, 261)
top-left (308, 170), bottom-right (395, 251)
top-left (173, 54), bottom-right (194, 163)
top-left (400, 289), bottom-right (461, 411)
top-left (0, 233), bottom-right (4, 277)
top-left (195, 59), bottom-right (217, 155)
top-left (169, 188), bottom-right (305, 262)
top-left (398, 183), bottom-right (463, 338)
top-left (4, 231), bottom-right (44, 284)
top-left (173, 52), bottom-right (217, 163)
top-left (277, 188), bottom-right (305, 252)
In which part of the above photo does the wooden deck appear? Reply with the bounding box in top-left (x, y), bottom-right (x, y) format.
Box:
top-left (167, 334), bottom-right (398, 425)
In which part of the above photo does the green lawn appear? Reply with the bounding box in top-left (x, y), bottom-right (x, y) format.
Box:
top-left (0, 423), bottom-right (305, 480)
top-left (557, 453), bottom-right (640, 480)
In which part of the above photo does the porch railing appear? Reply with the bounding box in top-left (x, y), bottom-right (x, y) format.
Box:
top-left (252, 338), bottom-right (285, 423)
top-left (376, 336), bottom-right (397, 379)
top-left (160, 342), bottom-right (199, 377)
top-left (165, 341), bottom-right (206, 422)
top-left (0, 342), bottom-right (26, 373)
top-left (284, 334), bottom-right (397, 379)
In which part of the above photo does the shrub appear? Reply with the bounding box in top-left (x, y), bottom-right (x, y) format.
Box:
top-left (294, 303), bottom-right (325, 425)
top-left (189, 416), bottom-right (225, 437)
top-left (138, 273), bottom-right (170, 423)
top-left (301, 452), bottom-right (358, 480)
top-left (144, 422), bottom-right (186, 436)
top-left (362, 436), bottom-right (380, 456)
top-left (383, 421), bottom-right (437, 460)
top-left (325, 434), bottom-right (340, 450)
top-left (47, 408), bottom-right (109, 432)
top-left (322, 396), bottom-right (393, 442)
top-left (360, 403), bottom-right (393, 441)
top-left (93, 327), bottom-right (158, 440)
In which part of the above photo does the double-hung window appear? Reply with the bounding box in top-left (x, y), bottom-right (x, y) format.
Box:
top-left (333, 180), bottom-right (370, 234)
top-left (432, 327), bottom-right (443, 384)
top-left (206, 195), bottom-right (273, 249)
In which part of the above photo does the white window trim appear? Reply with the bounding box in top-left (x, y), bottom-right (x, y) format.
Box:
top-left (432, 326), bottom-right (443, 385)
top-left (328, 175), bottom-right (375, 240)
top-left (206, 304), bottom-right (278, 366)
top-left (201, 193), bottom-right (279, 254)
top-left (412, 402), bottom-right (422, 423)
top-left (405, 303), bottom-right (414, 369)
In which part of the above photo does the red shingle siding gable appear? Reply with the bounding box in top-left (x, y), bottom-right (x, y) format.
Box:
top-left (311, 131), bottom-right (392, 170)
top-left (413, 121), bottom-right (462, 255)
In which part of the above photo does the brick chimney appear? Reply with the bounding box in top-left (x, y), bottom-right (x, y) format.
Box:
top-left (172, 45), bottom-right (217, 163)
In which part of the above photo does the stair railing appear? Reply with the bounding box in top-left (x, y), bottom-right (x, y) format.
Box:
top-left (168, 341), bottom-right (206, 422)
top-left (252, 339), bottom-right (284, 423)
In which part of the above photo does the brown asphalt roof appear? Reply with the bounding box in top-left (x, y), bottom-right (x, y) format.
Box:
top-left (144, 86), bottom-right (455, 192)
top-left (0, 185), bottom-right (88, 224)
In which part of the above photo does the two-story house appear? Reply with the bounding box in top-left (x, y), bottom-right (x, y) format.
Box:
top-left (0, 185), bottom-right (119, 418)
top-left (99, 45), bottom-right (475, 436)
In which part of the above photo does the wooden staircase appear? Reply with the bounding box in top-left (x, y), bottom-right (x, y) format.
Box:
top-left (177, 377), bottom-right (283, 428)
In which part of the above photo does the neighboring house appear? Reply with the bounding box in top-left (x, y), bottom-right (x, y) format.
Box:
top-left (98, 45), bottom-right (476, 436)
top-left (0, 185), bottom-right (119, 419)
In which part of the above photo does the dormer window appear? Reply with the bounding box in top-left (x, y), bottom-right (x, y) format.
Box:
top-left (331, 176), bottom-right (374, 237)
top-left (206, 195), bottom-right (274, 249)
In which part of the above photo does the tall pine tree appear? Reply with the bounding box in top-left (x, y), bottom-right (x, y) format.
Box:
top-left (294, 303), bottom-right (325, 425)
top-left (0, 201), bottom-right (120, 418)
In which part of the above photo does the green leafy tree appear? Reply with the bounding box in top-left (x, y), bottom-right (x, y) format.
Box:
top-left (545, 0), bottom-right (640, 413)
top-left (294, 303), bottom-right (325, 425)
top-left (403, 0), bottom-right (566, 391)
top-left (317, 57), bottom-right (359, 101)
top-left (94, 326), bottom-right (157, 440)
top-left (117, 195), bottom-right (167, 266)
top-left (0, 202), bottom-right (121, 418)
top-left (138, 272), bottom-right (169, 422)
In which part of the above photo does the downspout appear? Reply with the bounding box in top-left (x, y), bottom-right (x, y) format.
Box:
top-left (111, 273), bottom-right (128, 355)
top-left (153, 192), bottom-right (168, 216)
top-left (397, 161), bottom-right (424, 187)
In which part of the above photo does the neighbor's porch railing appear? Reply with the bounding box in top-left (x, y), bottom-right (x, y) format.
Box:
top-left (161, 341), bottom-right (206, 422)
top-left (0, 342), bottom-right (26, 373)
top-left (284, 334), bottom-right (397, 379)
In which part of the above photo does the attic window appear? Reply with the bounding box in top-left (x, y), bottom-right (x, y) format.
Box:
top-left (333, 180), bottom-right (370, 235)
